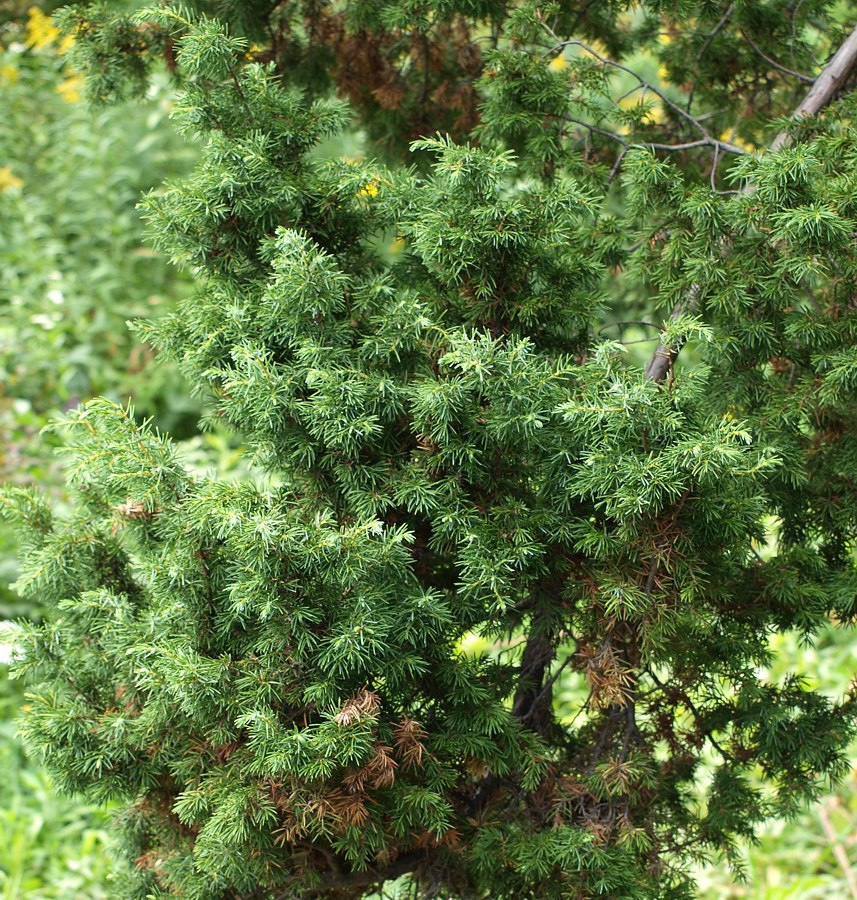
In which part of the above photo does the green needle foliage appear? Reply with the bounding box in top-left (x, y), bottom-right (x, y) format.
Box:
top-left (5, 2), bottom-right (857, 897)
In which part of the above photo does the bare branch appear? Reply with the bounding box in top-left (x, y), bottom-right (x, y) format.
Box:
top-left (562, 115), bottom-right (628, 147)
top-left (740, 29), bottom-right (816, 84)
top-left (646, 138), bottom-right (747, 155)
top-left (561, 117), bottom-right (747, 157)
top-left (770, 22), bottom-right (857, 150)
top-left (644, 289), bottom-right (699, 383)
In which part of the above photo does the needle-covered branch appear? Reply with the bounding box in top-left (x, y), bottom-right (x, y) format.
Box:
top-left (645, 22), bottom-right (857, 383)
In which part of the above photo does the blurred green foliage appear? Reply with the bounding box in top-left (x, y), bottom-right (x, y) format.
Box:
top-left (0, 8), bottom-right (200, 891)
top-left (0, 662), bottom-right (115, 898)
top-left (0, 7), bottom-right (198, 425)
top-left (0, 6), bottom-right (201, 617)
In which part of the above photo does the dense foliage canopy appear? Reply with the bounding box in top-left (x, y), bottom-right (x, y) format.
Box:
top-left (5, 2), bottom-right (857, 897)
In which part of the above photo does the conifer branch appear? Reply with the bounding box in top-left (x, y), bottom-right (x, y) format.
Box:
top-left (644, 22), bottom-right (857, 383)
top-left (647, 30), bottom-right (857, 380)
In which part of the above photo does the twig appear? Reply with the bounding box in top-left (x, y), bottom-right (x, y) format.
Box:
top-left (818, 798), bottom-right (857, 900)
top-left (645, 667), bottom-right (734, 762)
top-left (561, 117), bottom-right (747, 157)
top-left (697, 5), bottom-right (735, 63)
top-left (645, 138), bottom-right (745, 155)
top-left (562, 115), bottom-right (628, 147)
top-left (565, 686), bottom-right (594, 729)
top-left (686, 4), bottom-right (736, 111)
top-left (608, 145), bottom-right (629, 184)
top-left (643, 554), bottom-right (660, 595)
top-left (710, 142), bottom-right (721, 192)
top-left (740, 29), bottom-right (816, 84)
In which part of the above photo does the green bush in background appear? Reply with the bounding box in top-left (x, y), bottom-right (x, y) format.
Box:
top-left (0, 4), bottom-right (198, 425)
top-left (0, 5), bottom-right (202, 895)
top-left (0, 4), bottom-right (200, 619)
top-left (0, 655), bottom-right (114, 899)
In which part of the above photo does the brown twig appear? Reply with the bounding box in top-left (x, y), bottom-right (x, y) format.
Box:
top-left (818, 797), bottom-right (857, 900)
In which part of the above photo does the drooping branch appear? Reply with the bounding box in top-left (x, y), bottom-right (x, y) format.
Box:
top-left (739, 29), bottom-right (816, 85)
top-left (644, 23), bottom-right (857, 384)
top-left (561, 114), bottom-right (749, 158)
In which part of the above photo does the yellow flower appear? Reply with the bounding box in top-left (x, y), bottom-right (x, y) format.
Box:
top-left (657, 64), bottom-right (669, 82)
top-left (647, 103), bottom-right (666, 124)
top-left (0, 63), bottom-right (19, 85)
top-left (0, 165), bottom-right (24, 193)
top-left (719, 129), bottom-right (757, 152)
top-left (58, 34), bottom-right (76, 55)
top-left (358, 177), bottom-right (380, 199)
top-left (548, 54), bottom-right (568, 72)
top-left (56, 72), bottom-right (84, 103)
top-left (26, 6), bottom-right (60, 51)
top-left (388, 236), bottom-right (406, 254)
top-left (456, 631), bottom-right (490, 657)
